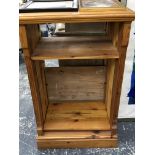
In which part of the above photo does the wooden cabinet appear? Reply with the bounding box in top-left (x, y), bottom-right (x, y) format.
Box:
top-left (19, 0), bottom-right (134, 148)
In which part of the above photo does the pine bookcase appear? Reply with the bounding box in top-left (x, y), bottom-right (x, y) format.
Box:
top-left (19, 0), bottom-right (134, 148)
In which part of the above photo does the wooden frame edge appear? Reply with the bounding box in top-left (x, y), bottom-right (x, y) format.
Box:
top-left (37, 137), bottom-right (118, 148)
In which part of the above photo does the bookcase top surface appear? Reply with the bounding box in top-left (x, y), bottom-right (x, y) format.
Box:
top-left (19, 0), bottom-right (135, 24)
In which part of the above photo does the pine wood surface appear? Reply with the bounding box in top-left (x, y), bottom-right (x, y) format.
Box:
top-left (37, 138), bottom-right (118, 148)
top-left (19, 25), bottom-right (44, 135)
top-left (19, 1), bottom-right (135, 147)
top-left (35, 61), bottom-right (49, 121)
top-left (105, 60), bottom-right (115, 119)
top-left (43, 101), bottom-right (110, 131)
top-left (19, 0), bottom-right (134, 24)
top-left (45, 66), bottom-right (106, 101)
top-left (110, 22), bottom-right (132, 135)
top-left (19, 9), bottom-right (134, 24)
top-left (39, 131), bottom-right (111, 139)
top-left (31, 36), bottom-right (119, 60)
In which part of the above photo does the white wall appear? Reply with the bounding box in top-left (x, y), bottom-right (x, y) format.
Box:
top-left (118, 0), bottom-right (135, 118)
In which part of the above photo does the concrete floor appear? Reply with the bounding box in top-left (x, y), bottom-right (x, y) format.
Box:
top-left (19, 55), bottom-right (135, 155)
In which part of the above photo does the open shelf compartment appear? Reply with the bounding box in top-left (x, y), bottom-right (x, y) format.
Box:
top-left (44, 101), bottom-right (110, 131)
top-left (31, 36), bottom-right (119, 60)
top-left (42, 65), bottom-right (111, 132)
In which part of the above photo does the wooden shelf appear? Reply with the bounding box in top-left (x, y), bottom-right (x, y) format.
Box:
top-left (45, 66), bottom-right (106, 102)
top-left (44, 101), bottom-right (110, 131)
top-left (31, 36), bottom-right (119, 60)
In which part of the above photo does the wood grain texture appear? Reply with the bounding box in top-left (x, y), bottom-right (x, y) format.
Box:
top-left (19, 1), bottom-right (134, 147)
top-left (37, 138), bottom-right (118, 148)
top-left (23, 54), bottom-right (44, 134)
top-left (112, 22), bottom-right (119, 46)
top-left (110, 22), bottom-right (131, 135)
top-left (44, 101), bottom-right (110, 131)
top-left (39, 131), bottom-right (111, 139)
top-left (26, 25), bottom-right (41, 52)
top-left (26, 25), bottom-right (49, 123)
top-left (105, 60), bottom-right (115, 119)
top-left (121, 22), bottom-right (131, 46)
top-left (46, 101), bottom-right (107, 120)
top-left (19, 25), bottom-right (44, 135)
top-left (19, 8), bottom-right (134, 24)
top-left (19, 26), bottom-right (28, 49)
top-left (35, 61), bottom-right (49, 121)
top-left (45, 66), bottom-right (106, 101)
top-left (31, 36), bottom-right (119, 60)
top-left (48, 101), bottom-right (106, 111)
top-left (40, 61), bottom-right (49, 118)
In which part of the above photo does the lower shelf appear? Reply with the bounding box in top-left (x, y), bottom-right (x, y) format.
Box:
top-left (44, 101), bottom-right (110, 131)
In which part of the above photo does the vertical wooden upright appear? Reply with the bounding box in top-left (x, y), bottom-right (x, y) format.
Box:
top-left (110, 22), bottom-right (132, 136)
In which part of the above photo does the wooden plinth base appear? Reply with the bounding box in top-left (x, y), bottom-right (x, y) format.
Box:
top-left (37, 138), bottom-right (118, 148)
top-left (36, 101), bottom-right (118, 149)
top-left (37, 133), bottom-right (118, 149)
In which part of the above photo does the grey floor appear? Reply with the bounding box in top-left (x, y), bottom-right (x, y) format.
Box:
top-left (19, 54), bottom-right (135, 155)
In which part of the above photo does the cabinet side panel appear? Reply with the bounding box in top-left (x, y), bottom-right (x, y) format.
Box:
top-left (19, 25), bottom-right (44, 135)
top-left (35, 61), bottom-right (49, 121)
top-left (110, 22), bottom-right (131, 136)
top-left (23, 55), bottom-right (44, 133)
